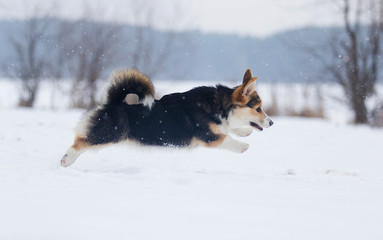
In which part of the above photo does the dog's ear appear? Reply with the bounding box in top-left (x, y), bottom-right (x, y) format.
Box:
top-left (242, 69), bottom-right (257, 97)
top-left (243, 69), bottom-right (253, 85)
top-left (232, 69), bottom-right (258, 105)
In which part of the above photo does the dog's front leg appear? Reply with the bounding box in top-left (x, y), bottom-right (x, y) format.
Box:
top-left (194, 123), bottom-right (250, 153)
top-left (193, 134), bottom-right (249, 153)
top-left (219, 135), bottom-right (249, 153)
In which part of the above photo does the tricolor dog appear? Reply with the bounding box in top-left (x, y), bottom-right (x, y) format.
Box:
top-left (61, 69), bottom-right (273, 167)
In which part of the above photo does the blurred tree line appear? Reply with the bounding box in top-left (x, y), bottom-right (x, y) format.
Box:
top-left (3, 1), bottom-right (187, 108)
top-left (1, 0), bottom-right (383, 126)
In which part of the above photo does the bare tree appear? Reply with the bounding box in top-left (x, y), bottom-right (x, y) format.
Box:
top-left (6, 16), bottom-right (52, 107)
top-left (126, 0), bottom-right (186, 78)
top-left (312, 0), bottom-right (383, 124)
top-left (56, 0), bottom-right (187, 109)
top-left (47, 19), bottom-right (66, 110)
top-left (53, 2), bottom-right (123, 109)
top-left (64, 21), bottom-right (122, 108)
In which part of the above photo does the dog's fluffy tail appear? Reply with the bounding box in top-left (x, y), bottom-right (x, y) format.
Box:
top-left (102, 69), bottom-right (155, 107)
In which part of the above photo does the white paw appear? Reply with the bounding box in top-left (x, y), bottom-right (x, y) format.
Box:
top-left (238, 142), bottom-right (249, 153)
top-left (60, 148), bottom-right (79, 167)
top-left (60, 154), bottom-right (70, 167)
top-left (219, 136), bottom-right (250, 153)
top-left (60, 154), bottom-right (75, 167)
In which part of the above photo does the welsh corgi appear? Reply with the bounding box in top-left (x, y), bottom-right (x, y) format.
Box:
top-left (61, 69), bottom-right (273, 167)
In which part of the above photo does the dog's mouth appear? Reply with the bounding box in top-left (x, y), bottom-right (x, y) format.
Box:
top-left (250, 122), bottom-right (263, 131)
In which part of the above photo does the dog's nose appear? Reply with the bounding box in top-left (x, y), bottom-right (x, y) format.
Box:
top-left (269, 120), bottom-right (274, 126)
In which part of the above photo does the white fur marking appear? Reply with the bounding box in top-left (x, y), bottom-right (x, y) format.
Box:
top-left (230, 127), bottom-right (253, 137)
top-left (227, 108), bottom-right (253, 129)
top-left (260, 110), bottom-right (272, 128)
top-left (142, 95), bottom-right (154, 109)
top-left (219, 135), bottom-right (249, 153)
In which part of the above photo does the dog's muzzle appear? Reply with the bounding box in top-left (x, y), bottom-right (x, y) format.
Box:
top-left (250, 119), bottom-right (274, 131)
top-left (250, 122), bottom-right (263, 131)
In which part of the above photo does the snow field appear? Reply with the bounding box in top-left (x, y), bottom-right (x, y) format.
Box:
top-left (1, 107), bottom-right (383, 240)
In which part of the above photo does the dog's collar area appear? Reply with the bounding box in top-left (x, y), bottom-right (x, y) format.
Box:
top-left (250, 122), bottom-right (263, 131)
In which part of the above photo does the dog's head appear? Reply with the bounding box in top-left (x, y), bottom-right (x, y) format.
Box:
top-left (229, 69), bottom-right (273, 131)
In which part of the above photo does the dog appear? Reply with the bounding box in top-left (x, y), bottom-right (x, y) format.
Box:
top-left (60, 69), bottom-right (273, 167)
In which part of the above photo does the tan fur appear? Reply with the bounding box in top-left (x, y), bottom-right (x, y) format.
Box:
top-left (190, 123), bottom-right (227, 148)
top-left (247, 101), bottom-right (270, 121)
top-left (191, 134), bottom-right (226, 148)
top-left (232, 69), bottom-right (258, 106)
top-left (206, 123), bottom-right (227, 147)
top-left (111, 69), bottom-right (155, 97)
top-left (72, 136), bottom-right (90, 151)
top-left (243, 69), bottom-right (253, 83)
top-left (231, 103), bottom-right (269, 123)
top-left (232, 86), bottom-right (248, 105)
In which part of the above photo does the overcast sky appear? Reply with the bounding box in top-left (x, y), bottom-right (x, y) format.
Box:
top-left (0, 0), bottom-right (340, 37)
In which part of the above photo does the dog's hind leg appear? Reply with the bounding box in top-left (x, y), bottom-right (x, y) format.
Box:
top-left (60, 137), bottom-right (90, 167)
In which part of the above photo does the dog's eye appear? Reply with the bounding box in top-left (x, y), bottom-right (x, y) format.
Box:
top-left (256, 107), bottom-right (261, 112)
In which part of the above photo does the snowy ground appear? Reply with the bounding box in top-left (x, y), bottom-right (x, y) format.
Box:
top-left (1, 79), bottom-right (383, 239)
top-left (1, 108), bottom-right (383, 240)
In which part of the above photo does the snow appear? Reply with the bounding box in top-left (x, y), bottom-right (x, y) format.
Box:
top-left (1, 107), bottom-right (383, 240)
top-left (1, 79), bottom-right (383, 239)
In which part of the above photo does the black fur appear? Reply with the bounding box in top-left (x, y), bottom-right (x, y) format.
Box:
top-left (60, 69), bottom-right (271, 168)
top-left (105, 70), bottom-right (153, 106)
top-left (86, 85), bottom-right (237, 147)
top-left (246, 93), bottom-right (261, 108)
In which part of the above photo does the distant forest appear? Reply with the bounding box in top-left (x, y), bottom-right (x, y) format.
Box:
top-left (0, 18), bottom-right (377, 82)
